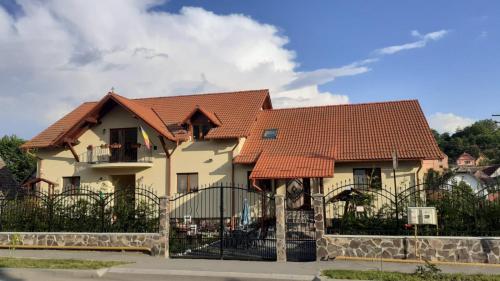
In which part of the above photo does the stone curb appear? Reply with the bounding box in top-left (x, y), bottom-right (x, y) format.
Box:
top-left (106, 267), bottom-right (317, 280)
top-left (0, 267), bottom-right (108, 279)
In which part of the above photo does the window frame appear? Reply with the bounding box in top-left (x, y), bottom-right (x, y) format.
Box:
top-left (262, 128), bottom-right (278, 139)
top-left (62, 176), bottom-right (81, 192)
top-left (176, 173), bottom-right (199, 194)
top-left (353, 168), bottom-right (382, 189)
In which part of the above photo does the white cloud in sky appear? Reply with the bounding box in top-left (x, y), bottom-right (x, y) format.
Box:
top-left (376, 30), bottom-right (449, 55)
top-left (428, 112), bottom-right (475, 134)
top-left (0, 0), bottom-right (357, 137)
top-left (0, 0), bottom-right (453, 138)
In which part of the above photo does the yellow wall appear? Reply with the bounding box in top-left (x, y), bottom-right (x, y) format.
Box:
top-left (37, 106), bottom-right (168, 195)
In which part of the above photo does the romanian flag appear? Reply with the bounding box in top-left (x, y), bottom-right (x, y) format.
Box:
top-left (140, 126), bottom-right (151, 150)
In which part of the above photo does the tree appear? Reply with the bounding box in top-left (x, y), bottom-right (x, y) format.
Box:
top-left (0, 135), bottom-right (36, 183)
top-left (432, 119), bottom-right (500, 164)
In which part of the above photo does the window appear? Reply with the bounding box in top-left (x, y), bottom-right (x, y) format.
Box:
top-left (192, 124), bottom-right (212, 140)
top-left (353, 168), bottom-right (382, 188)
top-left (177, 173), bottom-right (199, 194)
top-left (262, 129), bottom-right (278, 139)
top-left (63, 176), bottom-right (80, 192)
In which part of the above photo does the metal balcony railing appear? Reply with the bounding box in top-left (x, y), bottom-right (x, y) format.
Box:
top-left (82, 144), bottom-right (152, 164)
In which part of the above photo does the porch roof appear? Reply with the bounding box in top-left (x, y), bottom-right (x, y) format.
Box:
top-left (249, 154), bottom-right (334, 179)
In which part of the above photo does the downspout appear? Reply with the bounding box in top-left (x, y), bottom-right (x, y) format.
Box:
top-left (230, 139), bottom-right (239, 230)
top-left (416, 160), bottom-right (423, 186)
top-left (251, 179), bottom-right (263, 192)
top-left (166, 142), bottom-right (178, 196)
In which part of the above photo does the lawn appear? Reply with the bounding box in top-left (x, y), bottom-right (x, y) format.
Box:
top-left (322, 269), bottom-right (500, 281)
top-left (0, 257), bottom-right (129, 269)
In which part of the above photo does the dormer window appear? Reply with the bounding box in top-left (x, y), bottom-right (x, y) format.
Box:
top-left (181, 105), bottom-right (222, 141)
top-left (193, 123), bottom-right (211, 140)
top-left (263, 129), bottom-right (277, 139)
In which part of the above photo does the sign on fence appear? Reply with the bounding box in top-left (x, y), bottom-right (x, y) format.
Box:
top-left (407, 207), bottom-right (437, 225)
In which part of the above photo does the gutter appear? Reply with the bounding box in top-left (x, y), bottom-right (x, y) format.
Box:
top-left (416, 160), bottom-right (423, 186)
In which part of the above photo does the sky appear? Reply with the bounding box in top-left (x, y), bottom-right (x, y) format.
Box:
top-left (0, 0), bottom-right (499, 139)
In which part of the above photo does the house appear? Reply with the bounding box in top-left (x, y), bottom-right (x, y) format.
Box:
top-left (456, 152), bottom-right (476, 167)
top-left (0, 156), bottom-right (19, 193)
top-left (22, 90), bottom-right (445, 207)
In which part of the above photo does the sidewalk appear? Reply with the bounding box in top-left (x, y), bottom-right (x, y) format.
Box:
top-left (0, 249), bottom-right (498, 280)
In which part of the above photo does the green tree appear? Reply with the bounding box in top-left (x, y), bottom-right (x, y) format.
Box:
top-left (0, 135), bottom-right (36, 183)
top-left (432, 119), bottom-right (500, 164)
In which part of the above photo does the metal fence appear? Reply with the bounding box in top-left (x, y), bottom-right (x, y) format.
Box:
top-left (0, 185), bottom-right (160, 232)
top-left (323, 179), bottom-right (500, 236)
top-left (169, 183), bottom-right (277, 261)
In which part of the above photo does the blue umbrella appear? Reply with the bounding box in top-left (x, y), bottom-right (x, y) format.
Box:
top-left (240, 198), bottom-right (250, 228)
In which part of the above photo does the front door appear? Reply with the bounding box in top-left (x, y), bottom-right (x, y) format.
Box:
top-left (110, 128), bottom-right (138, 162)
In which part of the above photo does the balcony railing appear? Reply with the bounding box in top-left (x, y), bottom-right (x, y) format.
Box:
top-left (82, 144), bottom-right (152, 164)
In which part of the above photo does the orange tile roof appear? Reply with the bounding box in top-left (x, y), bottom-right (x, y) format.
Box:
top-left (250, 154), bottom-right (335, 179)
top-left (22, 102), bottom-right (97, 148)
top-left (23, 89), bottom-right (271, 148)
top-left (235, 100), bottom-right (444, 172)
top-left (181, 105), bottom-right (222, 127)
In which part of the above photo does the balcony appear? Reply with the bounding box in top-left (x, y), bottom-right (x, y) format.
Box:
top-left (82, 144), bottom-right (153, 169)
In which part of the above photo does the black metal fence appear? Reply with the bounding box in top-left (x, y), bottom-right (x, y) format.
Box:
top-left (169, 184), bottom-right (277, 261)
top-left (323, 179), bottom-right (500, 236)
top-left (0, 185), bottom-right (160, 232)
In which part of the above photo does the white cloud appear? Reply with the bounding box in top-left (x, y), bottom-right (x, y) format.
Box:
top-left (376, 29), bottom-right (449, 55)
top-left (0, 0), bottom-right (361, 138)
top-left (0, 1), bottom-right (453, 138)
top-left (428, 112), bottom-right (475, 134)
top-left (283, 58), bottom-right (378, 91)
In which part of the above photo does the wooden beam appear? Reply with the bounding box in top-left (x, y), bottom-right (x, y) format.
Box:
top-left (158, 136), bottom-right (170, 158)
top-left (84, 116), bottom-right (99, 124)
top-left (66, 142), bottom-right (80, 162)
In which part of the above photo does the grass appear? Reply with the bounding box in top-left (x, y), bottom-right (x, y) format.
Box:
top-left (0, 257), bottom-right (129, 270)
top-left (322, 270), bottom-right (500, 281)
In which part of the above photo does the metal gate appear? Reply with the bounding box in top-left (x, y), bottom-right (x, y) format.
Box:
top-left (285, 179), bottom-right (316, 261)
top-left (169, 184), bottom-right (276, 261)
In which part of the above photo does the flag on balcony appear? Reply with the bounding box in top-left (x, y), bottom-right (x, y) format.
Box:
top-left (140, 126), bottom-right (151, 150)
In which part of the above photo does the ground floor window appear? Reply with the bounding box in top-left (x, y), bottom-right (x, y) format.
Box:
top-left (62, 176), bottom-right (80, 192)
top-left (353, 168), bottom-right (382, 188)
top-left (177, 173), bottom-right (199, 194)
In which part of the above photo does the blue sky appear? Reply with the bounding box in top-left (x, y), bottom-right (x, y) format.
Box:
top-left (161, 0), bottom-right (499, 120)
top-left (0, 1), bottom-right (498, 138)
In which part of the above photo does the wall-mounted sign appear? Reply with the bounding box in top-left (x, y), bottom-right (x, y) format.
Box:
top-left (407, 207), bottom-right (437, 225)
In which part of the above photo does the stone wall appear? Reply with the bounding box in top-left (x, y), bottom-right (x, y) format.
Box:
top-left (0, 232), bottom-right (164, 256)
top-left (317, 235), bottom-right (500, 264)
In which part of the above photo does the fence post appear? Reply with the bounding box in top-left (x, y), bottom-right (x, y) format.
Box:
top-left (312, 193), bottom-right (326, 261)
top-left (275, 194), bottom-right (286, 262)
top-left (159, 196), bottom-right (170, 258)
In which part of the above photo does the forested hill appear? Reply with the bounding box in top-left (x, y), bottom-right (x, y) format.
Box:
top-left (432, 119), bottom-right (500, 165)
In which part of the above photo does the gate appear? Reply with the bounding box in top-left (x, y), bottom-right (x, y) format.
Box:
top-left (285, 179), bottom-right (316, 261)
top-left (169, 184), bottom-right (276, 261)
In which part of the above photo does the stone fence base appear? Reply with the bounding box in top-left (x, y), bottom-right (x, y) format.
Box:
top-left (318, 235), bottom-right (500, 264)
top-left (0, 232), bottom-right (164, 256)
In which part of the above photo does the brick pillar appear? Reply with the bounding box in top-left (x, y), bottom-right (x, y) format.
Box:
top-left (312, 193), bottom-right (327, 261)
top-left (275, 194), bottom-right (287, 262)
top-left (159, 196), bottom-right (170, 258)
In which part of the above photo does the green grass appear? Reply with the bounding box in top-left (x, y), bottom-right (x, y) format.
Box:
top-left (322, 270), bottom-right (500, 281)
top-left (0, 257), bottom-right (129, 270)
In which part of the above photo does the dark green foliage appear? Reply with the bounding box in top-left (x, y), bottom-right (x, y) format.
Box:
top-left (0, 186), bottom-right (160, 233)
top-left (432, 119), bottom-right (500, 164)
top-left (0, 135), bottom-right (36, 183)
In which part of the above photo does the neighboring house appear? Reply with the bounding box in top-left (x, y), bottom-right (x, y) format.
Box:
top-left (475, 164), bottom-right (500, 184)
top-left (0, 156), bottom-right (20, 193)
top-left (22, 90), bottom-right (445, 208)
top-left (456, 152), bottom-right (476, 167)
